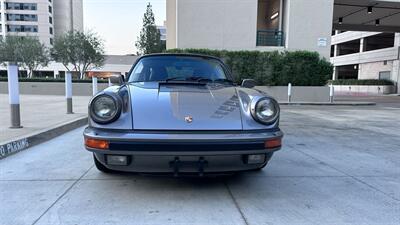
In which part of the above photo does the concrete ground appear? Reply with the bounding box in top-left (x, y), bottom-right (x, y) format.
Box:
top-left (0, 104), bottom-right (399, 225)
top-left (0, 94), bottom-right (91, 143)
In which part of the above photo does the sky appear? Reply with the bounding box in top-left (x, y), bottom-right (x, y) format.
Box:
top-left (83, 0), bottom-right (166, 55)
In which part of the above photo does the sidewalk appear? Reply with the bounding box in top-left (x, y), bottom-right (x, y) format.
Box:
top-left (0, 94), bottom-right (91, 144)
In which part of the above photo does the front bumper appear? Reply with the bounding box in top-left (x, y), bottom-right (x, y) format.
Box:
top-left (84, 127), bottom-right (283, 173)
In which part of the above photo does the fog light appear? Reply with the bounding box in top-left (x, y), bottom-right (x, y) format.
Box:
top-left (246, 154), bottom-right (266, 164)
top-left (106, 155), bottom-right (128, 166)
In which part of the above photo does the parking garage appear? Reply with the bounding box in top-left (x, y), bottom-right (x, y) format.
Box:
top-left (331, 0), bottom-right (400, 90)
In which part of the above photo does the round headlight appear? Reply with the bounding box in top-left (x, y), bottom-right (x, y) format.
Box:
top-left (90, 94), bottom-right (121, 124)
top-left (251, 97), bottom-right (279, 124)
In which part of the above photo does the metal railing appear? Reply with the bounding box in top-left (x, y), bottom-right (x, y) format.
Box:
top-left (256, 30), bottom-right (284, 47)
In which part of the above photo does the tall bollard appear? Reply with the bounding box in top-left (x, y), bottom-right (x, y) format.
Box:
top-left (65, 71), bottom-right (73, 114)
top-left (287, 83), bottom-right (292, 103)
top-left (108, 78), bottom-right (112, 87)
top-left (7, 63), bottom-right (22, 128)
top-left (92, 77), bottom-right (98, 96)
top-left (330, 84), bottom-right (334, 103)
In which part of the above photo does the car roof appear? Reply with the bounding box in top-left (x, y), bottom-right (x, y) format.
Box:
top-left (136, 53), bottom-right (223, 62)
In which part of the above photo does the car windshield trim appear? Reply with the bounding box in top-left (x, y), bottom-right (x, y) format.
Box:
top-left (128, 56), bottom-right (234, 83)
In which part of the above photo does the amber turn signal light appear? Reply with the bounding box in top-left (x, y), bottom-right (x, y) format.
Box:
top-left (265, 138), bottom-right (282, 149)
top-left (85, 138), bottom-right (109, 150)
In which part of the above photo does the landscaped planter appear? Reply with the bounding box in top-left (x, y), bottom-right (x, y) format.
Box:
top-left (333, 85), bottom-right (396, 96)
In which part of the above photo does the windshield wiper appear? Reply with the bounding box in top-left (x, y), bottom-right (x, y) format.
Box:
top-left (165, 76), bottom-right (186, 82)
top-left (187, 76), bottom-right (212, 83)
top-left (213, 78), bottom-right (234, 84)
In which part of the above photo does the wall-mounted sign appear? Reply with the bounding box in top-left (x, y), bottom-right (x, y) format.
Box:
top-left (318, 38), bottom-right (328, 47)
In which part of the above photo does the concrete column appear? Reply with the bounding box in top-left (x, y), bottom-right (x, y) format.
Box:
top-left (92, 77), bottom-right (98, 96)
top-left (0, 0), bottom-right (6, 39)
top-left (360, 38), bottom-right (365, 53)
top-left (279, 0), bottom-right (283, 31)
top-left (65, 71), bottom-right (73, 114)
top-left (7, 63), bottom-right (23, 128)
top-left (393, 33), bottom-right (400, 93)
top-left (332, 66), bottom-right (338, 80)
top-left (54, 70), bottom-right (59, 79)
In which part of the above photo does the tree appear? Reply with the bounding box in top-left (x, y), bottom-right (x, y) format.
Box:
top-left (52, 31), bottom-right (105, 79)
top-left (20, 37), bottom-right (50, 78)
top-left (135, 3), bottom-right (165, 55)
top-left (0, 36), bottom-right (49, 78)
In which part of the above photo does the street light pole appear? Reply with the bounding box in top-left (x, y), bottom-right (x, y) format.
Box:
top-left (7, 62), bottom-right (22, 128)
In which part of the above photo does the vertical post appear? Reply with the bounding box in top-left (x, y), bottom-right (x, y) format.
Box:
top-left (287, 83), bottom-right (292, 103)
top-left (53, 70), bottom-right (59, 79)
top-left (65, 71), bottom-right (73, 114)
top-left (8, 63), bottom-right (22, 128)
top-left (329, 84), bottom-right (334, 103)
top-left (108, 78), bottom-right (112, 87)
top-left (92, 77), bottom-right (98, 96)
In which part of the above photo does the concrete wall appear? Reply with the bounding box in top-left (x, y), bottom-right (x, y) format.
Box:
top-left (53, 0), bottom-right (83, 36)
top-left (256, 86), bottom-right (331, 102)
top-left (0, 82), bottom-right (331, 102)
top-left (284, 0), bottom-right (334, 59)
top-left (359, 61), bottom-right (394, 80)
top-left (172, 0), bottom-right (259, 50)
top-left (333, 85), bottom-right (396, 96)
top-left (0, 82), bottom-right (109, 96)
top-left (166, 0), bottom-right (177, 49)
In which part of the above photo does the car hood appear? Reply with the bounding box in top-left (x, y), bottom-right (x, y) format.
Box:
top-left (128, 82), bottom-right (242, 130)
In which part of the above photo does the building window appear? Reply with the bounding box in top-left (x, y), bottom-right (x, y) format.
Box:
top-left (49, 16), bottom-right (53, 24)
top-left (6, 14), bottom-right (38, 22)
top-left (383, 61), bottom-right (388, 65)
top-left (379, 71), bottom-right (391, 80)
top-left (50, 38), bottom-right (53, 45)
top-left (49, 27), bottom-right (53, 34)
top-left (48, 6), bottom-right (52, 13)
top-left (7, 25), bottom-right (38, 33)
top-left (6, 3), bottom-right (37, 10)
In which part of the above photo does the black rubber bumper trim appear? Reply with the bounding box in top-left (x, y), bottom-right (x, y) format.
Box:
top-left (109, 141), bottom-right (265, 152)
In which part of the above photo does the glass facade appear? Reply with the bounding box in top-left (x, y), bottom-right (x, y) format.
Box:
top-left (7, 14), bottom-right (38, 22)
top-left (7, 25), bottom-right (38, 32)
top-left (5, 3), bottom-right (37, 10)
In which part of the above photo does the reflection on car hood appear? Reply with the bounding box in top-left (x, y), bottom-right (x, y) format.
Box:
top-left (129, 82), bottom-right (243, 130)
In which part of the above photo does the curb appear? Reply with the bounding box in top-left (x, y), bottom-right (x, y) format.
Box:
top-left (0, 117), bottom-right (88, 160)
top-left (279, 102), bottom-right (376, 106)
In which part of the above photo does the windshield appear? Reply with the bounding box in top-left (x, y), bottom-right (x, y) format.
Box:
top-left (128, 56), bottom-right (231, 83)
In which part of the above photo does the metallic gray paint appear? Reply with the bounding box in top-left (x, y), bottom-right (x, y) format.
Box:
top-left (129, 82), bottom-right (243, 130)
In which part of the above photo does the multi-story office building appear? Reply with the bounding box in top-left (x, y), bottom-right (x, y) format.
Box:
top-left (331, 31), bottom-right (400, 85)
top-left (0, 0), bottom-right (83, 46)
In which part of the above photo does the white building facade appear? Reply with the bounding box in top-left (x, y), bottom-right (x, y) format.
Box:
top-left (166, 0), bottom-right (334, 59)
top-left (0, 0), bottom-right (83, 46)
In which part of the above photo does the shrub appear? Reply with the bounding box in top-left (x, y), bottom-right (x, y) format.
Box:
top-left (166, 48), bottom-right (333, 86)
top-left (328, 79), bottom-right (394, 86)
top-left (0, 77), bottom-right (108, 83)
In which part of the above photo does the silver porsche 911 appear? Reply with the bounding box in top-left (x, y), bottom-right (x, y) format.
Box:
top-left (84, 54), bottom-right (283, 175)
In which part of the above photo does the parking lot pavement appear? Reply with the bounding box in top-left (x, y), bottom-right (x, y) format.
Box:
top-left (1, 105), bottom-right (399, 225)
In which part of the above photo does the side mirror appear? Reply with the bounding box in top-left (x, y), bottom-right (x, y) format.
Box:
top-left (241, 79), bottom-right (256, 88)
top-left (109, 75), bottom-right (125, 86)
